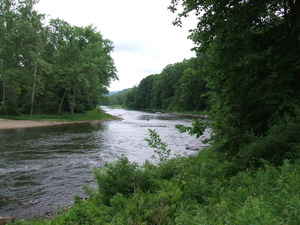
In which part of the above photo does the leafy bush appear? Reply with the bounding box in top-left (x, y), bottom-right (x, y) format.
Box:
top-left (94, 157), bottom-right (139, 205)
top-left (144, 129), bottom-right (171, 164)
top-left (74, 104), bottom-right (85, 113)
top-left (238, 114), bottom-right (300, 168)
top-left (93, 156), bottom-right (160, 206)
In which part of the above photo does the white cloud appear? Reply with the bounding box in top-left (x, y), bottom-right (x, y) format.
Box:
top-left (35, 0), bottom-right (197, 91)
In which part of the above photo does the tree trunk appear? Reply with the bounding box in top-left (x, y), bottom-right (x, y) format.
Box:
top-left (2, 81), bottom-right (8, 114)
top-left (69, 102), bottom-right (75, 114)
top-left (30, 63), bottom-right (37, 115)
top-left (57, 89), bottom-right (67, 115)
top-left (69, 95), bottom-right (76, 114)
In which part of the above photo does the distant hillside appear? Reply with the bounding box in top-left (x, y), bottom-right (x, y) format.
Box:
top-left (108, 91), bottom-right (120, 96)
top-left (109, 88), bottom-right (131, 96)
top-left (105, 88), bottom-right (132, 106)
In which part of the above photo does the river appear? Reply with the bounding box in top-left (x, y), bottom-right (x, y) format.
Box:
top-left (0, 107), bottom-right (211, 219)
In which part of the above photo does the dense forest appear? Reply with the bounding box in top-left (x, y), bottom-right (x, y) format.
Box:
top-left (178, 0), bottom-right (300, 169)
top-left (0, 0), bottom-right (117, 116)
top-left (108, 0), bottom-right (300, 168)
top-left (6, 0), bottom-right (300, 224)
top-left (106, 56), bottom-right (209, 112)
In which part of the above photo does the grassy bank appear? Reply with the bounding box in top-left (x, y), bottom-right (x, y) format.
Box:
top-left (0, 108), bottom-right (116, 122)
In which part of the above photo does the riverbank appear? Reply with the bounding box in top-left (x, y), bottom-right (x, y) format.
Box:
top-left (0, 108), bottom-right (120, 130)
top-left (0, 118), bottom-right (122, 130)
top-left (0, 118), bottom-right (64, 130)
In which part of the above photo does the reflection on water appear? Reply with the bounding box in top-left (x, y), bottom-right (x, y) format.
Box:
top-left (0, 107), bottom-right (210, 218)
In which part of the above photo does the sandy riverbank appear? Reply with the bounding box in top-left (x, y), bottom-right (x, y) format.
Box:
top-left (0, 117), bottom-right (121, 130)
top-left (0, 118), bottom-right (69, 130)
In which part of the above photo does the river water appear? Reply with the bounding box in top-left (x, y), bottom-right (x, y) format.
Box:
top-left (0, 107), bottom-right (210, 218)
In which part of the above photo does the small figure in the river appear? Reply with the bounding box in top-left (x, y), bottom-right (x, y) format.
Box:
top-left (147, 117), bottom-right (150, 121)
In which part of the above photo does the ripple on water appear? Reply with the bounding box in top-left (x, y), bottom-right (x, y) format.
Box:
top-left (0, 108), bottom-right (211, 218)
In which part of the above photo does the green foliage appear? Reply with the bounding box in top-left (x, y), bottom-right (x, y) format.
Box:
top-left (238, 113), bottom-right (300, 169)
top-left (74, 104), bottom-right (85, 113)
top-left (175, 118), bottom-right (209, 138)
top-left (170, 0), bottom-right (300, 167)
top-left (0, 1), bottom-right (117, 115)
top-left (144, 129), bottom-right (171, 164)
top-left (123, 86), bottom-right (138, 109)
top-left (103, 88), bottom-right (131, 106)
top-left (179, 67), bottom-right (208, 111)
top-left (94, 156), bottom-right (139, 205)
top-left (0, 108), bottom-right (114, 122)
top-left (121, 56), bottom-right (209, 112)
top-left (94, 156), bottom-right (159, 206)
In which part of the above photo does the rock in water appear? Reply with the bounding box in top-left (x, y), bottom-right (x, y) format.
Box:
top-left (186, 147), bottom-right (200, 150)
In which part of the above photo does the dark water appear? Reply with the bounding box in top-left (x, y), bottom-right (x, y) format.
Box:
top-left (0, 107), bottom-right (210, 218)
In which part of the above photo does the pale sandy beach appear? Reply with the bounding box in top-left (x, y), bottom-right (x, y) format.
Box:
top-left (0, 117), bottom-right (119, 130)
top-left (0, 118), bottom-right (67, 130)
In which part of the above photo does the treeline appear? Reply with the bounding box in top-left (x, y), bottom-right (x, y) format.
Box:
top-left (106, 55), bottom-right (209, 112)
top-left (175, 0), bottom-right (300, 169)
top-left (108, 0), bottom-right (300, 169)
top-left (0, 0), bottom-right (117, 115)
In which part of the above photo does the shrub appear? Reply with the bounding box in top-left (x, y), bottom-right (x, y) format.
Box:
top-left (239, 114), bottom-right (300, 168)
top-left (74, 104), bottom-right (85, 113)
top-left (94, 156), bottom-right (139, 205)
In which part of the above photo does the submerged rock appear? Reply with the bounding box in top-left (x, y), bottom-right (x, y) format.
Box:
top-left (186, 146), bottom-right (200, 150)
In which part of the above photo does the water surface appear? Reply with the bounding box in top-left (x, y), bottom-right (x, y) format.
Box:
top-left (0, 107), bottom-right (210, 218)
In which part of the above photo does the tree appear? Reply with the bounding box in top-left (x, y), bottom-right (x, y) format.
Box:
top-left (121, 57), bottom-right (209, 112)
top-left (159, 61), bottom-right (189, 110)
top-left (150, 75), bottom-right (163, 109)
top-left (0, 0), bottom-right (20, 114)
top-left (177, 55), bottom-right (208, 111)
top-left (179, 67), bottom-right (207, 111)
top-left (0, 0), bottom-right (44, 114)
top-left (124, 86), bottom-right (138, 109)
top-left (0, 2), bottom-right (117, 115)
top-left (16, 2), bottom-right (49, 115)
top-left (48, 20), bottom-right (117, 114)
top-left (171, 0), bottom-right (300, 165)
top-left (134, 75), bottom-right (155, 109)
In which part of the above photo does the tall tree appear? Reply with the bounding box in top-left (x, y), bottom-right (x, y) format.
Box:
top-left (135, 75), bottom-right (155, 109)
top-left (16, 1), bottom-right (49, 114)
top-left (0, 0), bottom-right (48, 115)
top-left (121, 57), bottom-right (209, 111)
top-left (170, 0), bottom-right (300, 164)
top-left (48, 19), bottom-right (117, 114)
top-left (1, 2), bottom-right (117, 115)
top-left (0, 0), bottom-right (19, 114)
top-left (178, 67), bottom-right (207, 111)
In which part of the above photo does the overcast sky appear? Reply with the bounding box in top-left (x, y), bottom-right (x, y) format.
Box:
top-left (35, 0), bottom-right (197, 91)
